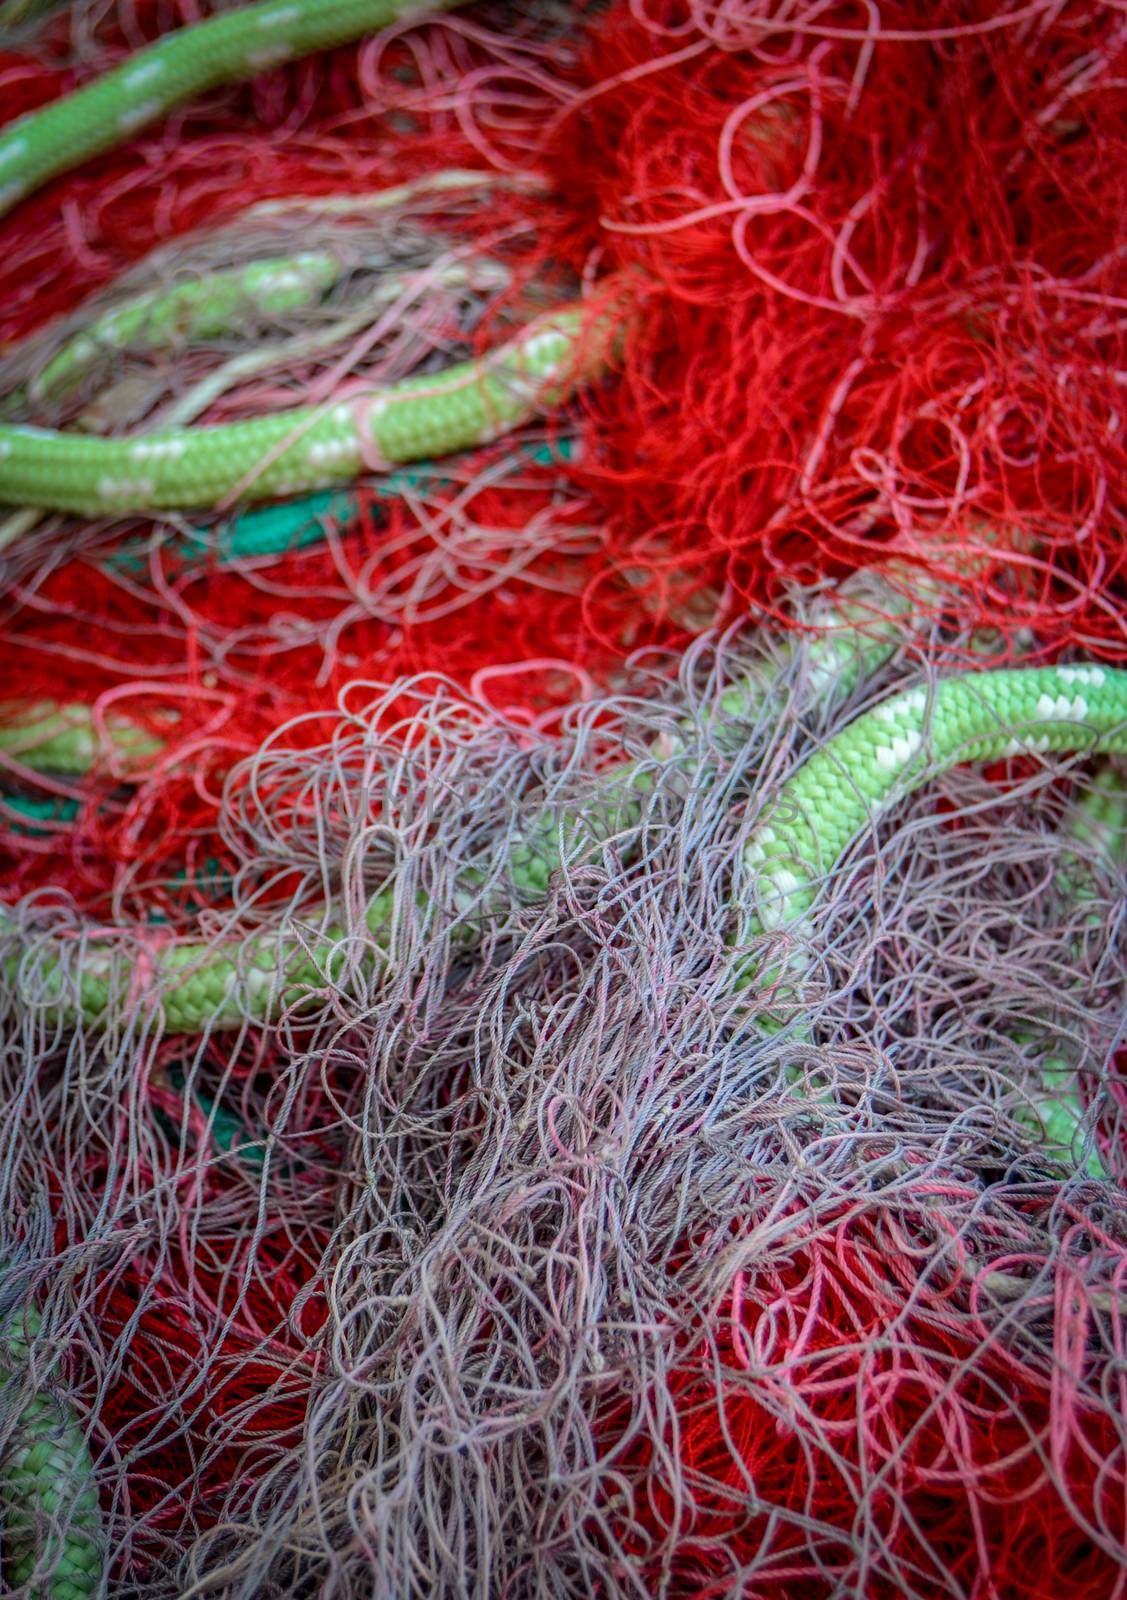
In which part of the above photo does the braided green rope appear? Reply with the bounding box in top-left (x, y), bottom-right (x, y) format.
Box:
top-left (1, 1300), bottom-right (101, 1599)
top-left (2, 170), bottom-right (539, 422)
top-left (1013, 766), bottom-right (1127, 1176)
top-left (30, 252), bottom-right (342, 403)
top-left (0, 0), bottom-right (464, 221)
top-left (0, 703), bottom-right (162, 774)
top-left (0, 0), bottom-right (620, 520)
top-left (505, 578), bottom-right (920, 896)
top-left (6, 663), bottom-right (1125, 1034)
top-left (0, 304), bottom-right (609, 515)
top-left (734, 664), bottom-right (1127, 1169)
top-left (741, 665), bottom-right (1127, 937)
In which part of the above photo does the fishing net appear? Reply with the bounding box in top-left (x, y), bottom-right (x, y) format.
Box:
top-left (5, 604), bottom-right (1126, 1594)
top-left (1, 3), bottom-right (1126, 1598)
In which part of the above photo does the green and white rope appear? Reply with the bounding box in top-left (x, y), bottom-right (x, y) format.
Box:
top-left (0, 0), bottom-right (465, 221)
top-left (733, 663), bottom-right (1127, 1169)
top-left (29, 252), bottom-right (343, 404)
top-left (6, 663), bottom-right (1125, 1035)
top-left (0, 2), bottom-right (631, 520)
top-left (740, 664), bottom-right (1127, 938)
top-left (1, 1299), bottom-right (101, 1600)
top-left (0, 303), bottom-right (608, 514)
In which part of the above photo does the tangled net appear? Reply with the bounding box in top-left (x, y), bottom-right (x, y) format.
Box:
top-left (4, 0), bottom-right (1127, 908)
top-left (541, 0), bottom-right (1127, 656)
top-left (2, 2), bottom-right (1127, 1597)
top-left (4, 596), bottom-right (1127, 1595)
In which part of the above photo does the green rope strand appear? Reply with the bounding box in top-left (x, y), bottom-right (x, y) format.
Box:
top-left (1, 1298), bottom-right (101, 1600)
top-left (0, 0), bottom-right (619, 523)
top-left (737, 664), bottom-right (1127, 1171)
top-left (0, 703), bottom-right (162, 774)
top-left (741, 665), bottom-right (1127, 937)
top-left (6, 663), bottom-right (1125, 1035)
top-left (30, 252), bottom-right (342, 404)
top-left (113, 437), bottom-right (574, 569)
top-left (1013, 766), bottom-right (1127, 1176)
top-left (0, 0), bottom-right (465, 221)
top-left (0, 303), bottom-right (612, 515)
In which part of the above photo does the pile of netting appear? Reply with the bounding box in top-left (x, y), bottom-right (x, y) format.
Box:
top-left (7, 598), bottom-right (1127, 1597)
top-left (2, 0), bottom-right (1126, 905)
top-left (1, 2), bottom-right (1126, 1598)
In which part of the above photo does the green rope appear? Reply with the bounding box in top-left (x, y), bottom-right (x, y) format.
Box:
top-left (131, 436), bottom-right (574, 569)
top-left (0, 2), bottom-right (622, 522)
top-left (1015, 766), bottom-right (1127, 1177)
top-left (6, 663), bottom-right (1124, 1035)
top-left (0, 0), bottom-right (465, 220)
top-left (741, 665), bottom-right (1127, 937)
top-left (735, 664), bottom-right (1127, 1175)
top-left (30, 253), bottom-right (342, 403)
top-left (0, 704), bottom-right (162, 775)
top-left (0, 304), bottom-right (611, 515)
top-left (1, 1298), bottom-right (101, 1600)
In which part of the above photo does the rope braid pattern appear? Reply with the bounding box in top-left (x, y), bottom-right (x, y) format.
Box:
top-left (0, 0), bottom-right (620, 521)
top-left (29, 253), bottom-right (344, 403)
top-left (0, 0), bottom-right (464, 219)
top-left (0, 305), bottom-right (609, 513)
top-left (0, 1298), bottom-right (101, 1599)
top-left (6, 664), bottom-right (1125, 1029)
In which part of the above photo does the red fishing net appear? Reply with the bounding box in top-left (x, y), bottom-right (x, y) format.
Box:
top-left (605, 1199), bottom-right (1127, 1599)
top-left (543, 0), bottom-right (1127, 655)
